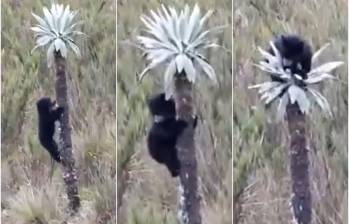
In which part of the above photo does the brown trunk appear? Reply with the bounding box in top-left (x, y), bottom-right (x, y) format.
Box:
top-left (174, 74), bottom-right (201, 224)
top-left (54, 52), bottom-right (80, 214)
top-left (286, 103), bottom-right (311, 224)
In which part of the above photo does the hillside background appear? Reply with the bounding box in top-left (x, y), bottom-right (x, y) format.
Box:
top-left (233, 0), bottom-right (348, 223)
top-left (1, 0), bottom-right (116, 223)
top-left (117, 0), bottom-right (232, 223)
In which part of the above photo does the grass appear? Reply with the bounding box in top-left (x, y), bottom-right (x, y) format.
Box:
top-left (4, 0), bottom-right (344, 223)
top-left (1, 0), bottom-right (116, 223)
top-left (233, 0), bottom-right (348, 223)
top-left (117, 0), bottom-right (232, 223)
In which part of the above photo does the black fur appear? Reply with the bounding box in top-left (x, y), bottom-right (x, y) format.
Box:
top-left (36, 97), bottom-right (64, 162)
top-left (147, 93), bottom-right (197, 177)
top-left (267, 34), bottom-right (312, 81)
top-left (263, 35), bottom-right (313, 106)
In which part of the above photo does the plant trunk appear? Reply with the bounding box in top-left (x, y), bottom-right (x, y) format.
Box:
top-left (54, 52), bottom-right (80, 214)
top-left (286, 103), bottom-right (311, 224)
top-left (174, 75), bottom-right (201, 224)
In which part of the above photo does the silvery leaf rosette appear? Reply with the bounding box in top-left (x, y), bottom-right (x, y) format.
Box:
top-left (250, 41), bottom-right (344, 121)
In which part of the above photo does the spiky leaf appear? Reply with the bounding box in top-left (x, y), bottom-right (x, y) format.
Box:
top-left (31, 3), bottom-right (85, 68)
top-left (137, 4), bottom-right (222, 98)
top-left (250, 41), bottom-right (343, 121)
top-left (309, 61), bottom-right (344, 75)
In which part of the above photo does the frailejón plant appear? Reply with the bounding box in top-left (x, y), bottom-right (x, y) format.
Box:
top-left (31, 3), bottom-right (84, 68)
top-left (250, 41), bottom-right (343, 121)
top-left (136, 4), bottom-right (221, 99)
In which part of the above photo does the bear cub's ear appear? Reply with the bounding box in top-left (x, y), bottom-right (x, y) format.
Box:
top-left (56, 107), bottom-right (64, 114)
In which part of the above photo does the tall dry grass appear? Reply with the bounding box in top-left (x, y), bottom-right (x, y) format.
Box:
top-left (233, 0), bottom-right (347, 223)
top-left (1, 0), bottom-right (116, 223)
top-left (117, 0), bottom-right (232, 223)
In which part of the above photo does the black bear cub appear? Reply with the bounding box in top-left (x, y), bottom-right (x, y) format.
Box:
top-left (267, 34), bottom-right (312, 82)
top-left (37, 97), bottom-right (64, 162)
top-left (147, 93), bottom-right (197, 177)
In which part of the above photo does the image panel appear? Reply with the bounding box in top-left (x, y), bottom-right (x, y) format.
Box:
top-left (117, 0), bottom-right (232, 223)
top-left (233, 0), bottom-right (347, 223)
top-left (1, 0), bottom-right (116, 223)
